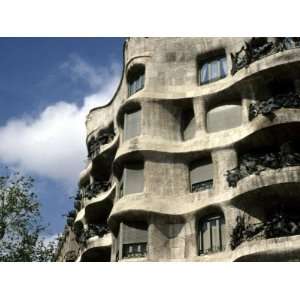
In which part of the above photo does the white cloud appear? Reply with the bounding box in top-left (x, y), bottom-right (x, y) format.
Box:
top-left (0, 56), bottom-right (120, 186)
top-left (60, 53), bottom-right (120, 90)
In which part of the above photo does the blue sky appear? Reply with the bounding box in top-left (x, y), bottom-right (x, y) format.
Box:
top-left (0, 37), bottom-right (125, 238)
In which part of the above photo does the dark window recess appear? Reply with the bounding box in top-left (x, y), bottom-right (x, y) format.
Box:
top-left (190, 159), bottom-right (213, 192)
top-left (198, 215), bottom-right (225, 255)
top-left (199, 55), bottom-right (227, 85)
top-left (127, 65), bottom-right (145, 96)
top-left (181, 107), bottom-right (195, 140)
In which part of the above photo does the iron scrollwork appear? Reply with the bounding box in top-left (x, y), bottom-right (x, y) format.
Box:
top-left (231, 37), bottom-right (300, 75)
top-left (226, 141), bottom-right (300, 187)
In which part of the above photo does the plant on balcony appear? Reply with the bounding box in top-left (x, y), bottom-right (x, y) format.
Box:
top-left (249, 92), bottom-right (300, 121)
top-left (226, 141), bottom-right (300, 187)
top-left (231, 211), bottom-right (300, 250)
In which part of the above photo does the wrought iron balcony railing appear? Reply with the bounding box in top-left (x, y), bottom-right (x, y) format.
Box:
top-left (231, 37), bottom-right (300, 75)
top-left (230, 212), bottom-right (300, 250)
top-left (249, 92), bottom-right (300, 121)
top-left (226, 141), bottom-right (300, 187)
top-left (76, 223), bottom-right (110, 246)
top-left (87, 132), bottom-right (115, 159)
top-left (82, 181), bottom-right (112, 200)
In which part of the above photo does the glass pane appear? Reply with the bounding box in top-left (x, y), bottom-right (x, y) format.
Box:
top-left (200, 63), bottom-right (209, 84)
top-left (202, 222), bottom-right (211, 254)
top-left (211, 219), bottom-right (220, 252)
top-left (220, 217), bottom-right (225, 250)
top-left (220, 57), bottom-right (228, 78)
top-left (140, 73), bottom-right (145, 89)
top-left (210, 60), bottom-right (219, 81)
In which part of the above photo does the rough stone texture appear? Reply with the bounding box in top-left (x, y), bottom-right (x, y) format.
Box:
top-left (57, 37), bottom-right (300, 262)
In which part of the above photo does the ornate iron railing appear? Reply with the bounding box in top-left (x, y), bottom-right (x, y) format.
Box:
top-left (231, 37), bottom-right (300, 75)
top-left (249, 92), bottom-right (300, 120)
top-left (87, 132), bottom-right (115, 159)
top-left (82, 181), bottom-right (112, 200)
top-left (76, 223), bottom-right (110, 246)
top-left (191, 180), bottom-right (213, 193)
top-left (231, 213), bottom-right (300, 250)
top-left (226, 141), bottom-right (300, 187)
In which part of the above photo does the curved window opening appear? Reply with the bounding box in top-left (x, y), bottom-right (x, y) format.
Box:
top-left (198, 52), bottom-right (227, 85)
top-left (206, 102), bottom-right (242, 133)
top-left (198, 214), bottom-right (225, 255)
top-left (127, 65), bottom-right (145, 96)
top-left (189, 158), bottom-right (213, 193)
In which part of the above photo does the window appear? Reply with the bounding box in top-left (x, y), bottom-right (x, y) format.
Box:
top-left (189, 159), bottom-right (213, 192)
top-left (120, 162), bottom-right (144, 197)
top-left (121, 222), bottom-right (148, 259)
top-left (127, 65), bottom-right (145, 96)
top-left (199, 55), bottom-right (227, 85)
top-left (123, 108), bottom-right (141, 141)
top-left (198, 214), bottom-right (225, 255)
top-left (206, 104), bottom-right (242, 133)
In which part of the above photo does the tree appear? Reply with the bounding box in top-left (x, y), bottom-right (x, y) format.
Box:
top-left (0, 167), bottom-right (56, 261)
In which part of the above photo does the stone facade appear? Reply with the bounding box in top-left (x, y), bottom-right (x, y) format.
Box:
top-left (57, 37), bottom-right (300, 262)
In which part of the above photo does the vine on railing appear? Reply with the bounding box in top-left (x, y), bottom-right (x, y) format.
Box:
top-left (249, 92), bottom-right (300, 121)
top-left (226, 141), bottom-right (300, 187)
top-left (82, 181), bottom-right (112, 200)
top-left (76, 223), bottom-right (110, 246)
top-left (231, 212), bottom-right (300, 250)
top-left (231, 37), bottom-right (300, 75)
top-left (87, 132), bottom-right (115, 159)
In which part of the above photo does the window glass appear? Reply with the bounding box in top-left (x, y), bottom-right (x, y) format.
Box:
top-left (199, 54), bottom-right (227, 85)
top-left (199, 215), bottom-right (225, 255)
top-left (210, 60), bottom-right (219, 81)
top-left (128, 66), bottom-right (145, 96)
top-left (220, 57), bottom-right (228, 78)
top-left (200, 63), bottom-right (209, 84)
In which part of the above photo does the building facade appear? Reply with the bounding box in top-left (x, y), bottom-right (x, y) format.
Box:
top-left (57, 37), bottom-right (300, 262)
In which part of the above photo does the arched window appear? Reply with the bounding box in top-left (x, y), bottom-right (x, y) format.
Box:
top-left (198, 214), bottom-right (225, 255)
top-left (127, 65), bottom-right (145, 96)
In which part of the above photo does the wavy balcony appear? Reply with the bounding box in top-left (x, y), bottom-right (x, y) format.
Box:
top-left (231, 37), bottom-right (300, 75)
top-left (79, 231), bottom-right (112, 262)
top-left (84, 182), bottom-right (116, 224)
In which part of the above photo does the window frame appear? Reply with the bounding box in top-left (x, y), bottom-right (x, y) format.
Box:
top-left (198, 214), bottom-right (225, 255)
top-left (198, 55), bottom-right (228, 85)
top-left (127, 65), bottom-right (145, 97)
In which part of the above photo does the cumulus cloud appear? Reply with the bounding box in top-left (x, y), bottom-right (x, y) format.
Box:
top-left (0, 56), bottom-right (120, 186)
